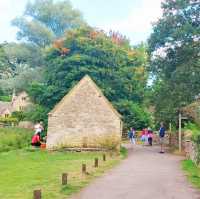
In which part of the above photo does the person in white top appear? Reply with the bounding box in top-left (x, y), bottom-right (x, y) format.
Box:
top-left (34, 121), bottom-right (44, 135)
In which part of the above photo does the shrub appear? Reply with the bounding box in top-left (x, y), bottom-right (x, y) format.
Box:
top-left (0, 95), bottom-right (11, 102)
top-left (114, 100), bottom-right (151, 130)
top-left (12, 111), bottom-right (26, 122)
top-left (24, 104), bottom-right (49, 127)
top-left (0, 117), bottom-right (18, 126)
top-left (0, 127), bottom-right (34, 152)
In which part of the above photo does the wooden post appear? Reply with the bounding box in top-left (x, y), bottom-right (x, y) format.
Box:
top-left (103, 154), bottom-right (106, 161)
top-left (179, 113), bottom-right (182, 152)
top-left (169, 123), bottom-right (172, 132)
top-left (33, 190), bottom-right (41, 199)
top-left (185, 140), bottom-right (191, 159)
top-left (82, 164), bottom-right (86, 173)
top-left (169, 122), bottom-right (172, 146)
top-left (94, 158), bottom-right (98, 167)
top-left (62, 173), bottom-right (68, 185)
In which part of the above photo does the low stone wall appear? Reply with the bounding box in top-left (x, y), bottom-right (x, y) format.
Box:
top-left (184, 140), bottom-right (198, 163)
top-left (18, 121), bottom-right (34, 130)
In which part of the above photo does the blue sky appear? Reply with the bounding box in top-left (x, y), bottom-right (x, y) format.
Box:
top-left (0, 0), bottom-right (163, 44)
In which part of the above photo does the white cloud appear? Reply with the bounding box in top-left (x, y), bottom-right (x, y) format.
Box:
top-left (102, 0), bottom-right (163, 44)
top-left (0, 0), bottom-right (28, 42)
top-left (0, 0), bottom-right (163, 44)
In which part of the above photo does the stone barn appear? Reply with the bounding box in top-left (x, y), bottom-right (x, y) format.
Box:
top-left (46, 75), bottom-right (122, 150)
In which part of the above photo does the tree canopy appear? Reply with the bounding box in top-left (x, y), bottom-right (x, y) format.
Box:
top-left (28, 27), bottom-right (150, 129)
top-left (12, 0), bottom-right (86, 47)
top-left (148, 0), bottom-right (200, 124)
top-left (0, 0), bottom-right (86, 94)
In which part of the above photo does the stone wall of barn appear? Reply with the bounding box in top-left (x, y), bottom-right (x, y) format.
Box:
top-left (47, 77), bottom-right (122, 150)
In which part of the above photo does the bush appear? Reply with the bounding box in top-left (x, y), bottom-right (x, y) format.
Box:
top-left (115, 100), bottom-right (151, 130)
top-left (0, 117), bottom-right (18, 125)
top-left (24, 104), bottom-right (49, 127)
top-left (0, 95), bottom-right (11, 102)
top-left (0, 127), bottom-right (34, 152)
top-left (12, 111), bottom-right (26, 122)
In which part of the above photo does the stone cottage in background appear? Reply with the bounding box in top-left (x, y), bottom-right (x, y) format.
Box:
top-left (47, 75), bottom-right (122, 150)
top-left (0, 91), bottom-right (31, 117)
top-left (182, 97), bottom-right (200, 126)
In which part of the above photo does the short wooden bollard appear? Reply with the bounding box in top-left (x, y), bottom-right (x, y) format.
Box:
top-left (33, 189), bottom-right (41, 199)
top-left (62, 173), bottom-right (68, 185)
top-left (82, 164), bottom-right (86, 173)
top-left (103, 154), bottom-right (106, 161)
top-left (94, 158), bottom-right (98, 168)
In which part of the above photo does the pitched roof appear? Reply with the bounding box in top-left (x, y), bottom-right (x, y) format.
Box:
top-left (49, 75), bottom-right (122, 119)
top-left (0, 101), bottom-right (12, 114)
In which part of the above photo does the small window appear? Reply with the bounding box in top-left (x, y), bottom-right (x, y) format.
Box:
top-left (5, 114), bottom-right (9, 118)
top-left (22, 97), bottom-right (26, 101)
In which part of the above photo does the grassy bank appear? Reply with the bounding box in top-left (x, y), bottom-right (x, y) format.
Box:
top-left (182, 160), bottom-right (200, 189)
top-left (0, 148), bottom-right (126, 199)
top-left (0, 127), bottom-right (33, 152)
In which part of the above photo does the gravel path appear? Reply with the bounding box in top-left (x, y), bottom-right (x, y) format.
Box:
top-left (70, 145), bottom-right (200, 199)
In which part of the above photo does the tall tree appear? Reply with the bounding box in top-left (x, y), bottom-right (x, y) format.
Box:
top-left (12, 0), bottom-right (86, 47)
top-left (0, 0), bottom-right (86, 94)
top-left (148, 0), bottom-right (200, 123)
top-left (0, 44), bottom-right (14, 78)
top-left (28, 27), bottom-right (151, 129)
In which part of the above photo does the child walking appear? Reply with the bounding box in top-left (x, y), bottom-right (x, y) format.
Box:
top-left (148, 128), bottom-right (153, 146)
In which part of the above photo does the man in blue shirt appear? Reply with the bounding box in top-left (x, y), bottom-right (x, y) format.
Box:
top-left (159, 122), bottom-right (166, 153)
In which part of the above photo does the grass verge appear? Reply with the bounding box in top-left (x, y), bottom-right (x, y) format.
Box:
top-left (182, 159), bottom-right (200, 189)
top-left (0, 127), bottom-right (33, 152)
top-left (0, 147), bottom-right (127, 199)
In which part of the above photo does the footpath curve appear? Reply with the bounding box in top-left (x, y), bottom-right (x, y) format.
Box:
top-left (70, 145), bottom-right (200, 199)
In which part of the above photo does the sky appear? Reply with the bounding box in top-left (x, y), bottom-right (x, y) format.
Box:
top-left (0, 0), bottom-right (163, 44)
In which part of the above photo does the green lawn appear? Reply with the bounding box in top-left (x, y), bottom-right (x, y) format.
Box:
top-left (0, 127), bottom-right (33, 152)
top-left (182, 160), bottom-right (200, 189)
top-left (0, 149), bottom-right (124, 199)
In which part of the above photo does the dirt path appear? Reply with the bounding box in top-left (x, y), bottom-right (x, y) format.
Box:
top-left (70, 145), bottom-right (200, 199)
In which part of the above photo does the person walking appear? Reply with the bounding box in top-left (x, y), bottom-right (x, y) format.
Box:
top-left (128, 128), bottom-right (136, 145)
top-left (159, 122), bottom-right (166, 153)
top-left (147, 128), bottom-right (153, 146)
top-left (141, 128), bottom-right (148, 145)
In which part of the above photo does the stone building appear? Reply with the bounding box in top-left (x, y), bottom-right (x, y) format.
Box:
top-left (0, 102), bottom-right (13, 117)
top-left (12, 91), bottom-right (31, 112)
top-left (0, 91), bottom-right (31, 117)
top-left (47, 75), bottom-right (122, 150)
top-left (182, 98), bottom-right (200, 126)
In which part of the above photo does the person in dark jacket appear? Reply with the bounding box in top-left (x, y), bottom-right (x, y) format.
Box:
top-left (159, 122), bottom-right (166, 153)
top-left (147, 128), bottom-right (153, 146)
top-left (128, 128), bottom-right (136, 145)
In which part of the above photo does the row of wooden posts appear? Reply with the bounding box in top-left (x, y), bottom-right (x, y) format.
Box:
top-left (33, 153), bottom-right (107, 199)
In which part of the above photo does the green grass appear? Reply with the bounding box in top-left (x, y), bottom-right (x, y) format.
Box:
top-left (0, 95), bottom-right (11, 102)
top-left (182, 160), bottom-right (200, 189)
top-left (120, 146), bottom-right (128, 158)
top-left (0, 149), bottom-right (125, 199)
top-left (0, 127), bottom-right (33, 152)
